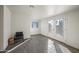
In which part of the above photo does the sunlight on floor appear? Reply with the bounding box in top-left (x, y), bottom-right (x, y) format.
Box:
top-left (58, 44), bottom-right (71, 53)
top-left (48, 39), bottom-right (71, 53)
top-left (48, 39), bottom-right (56, 53)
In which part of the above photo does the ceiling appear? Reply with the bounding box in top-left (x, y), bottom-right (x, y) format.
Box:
top-left (7, 5), bottom-right (79, 19)
top-left (8, 5), bottom-right (46, 13)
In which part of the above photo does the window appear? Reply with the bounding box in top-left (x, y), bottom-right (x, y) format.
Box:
top-left (48, 17), bottom-right (64, 36)
top-left (56, 18), bottom-right (64, 36)
top-left (32, 22), bottom-right (38, 28)
top-left (48, 20), bottom-right (55, 32)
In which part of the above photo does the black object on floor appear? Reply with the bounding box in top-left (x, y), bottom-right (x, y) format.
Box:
top-left (14, 32), bottom-right (24, 41)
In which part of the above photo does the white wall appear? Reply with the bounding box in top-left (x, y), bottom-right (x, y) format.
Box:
top-left (11, 13), bottom-right (41, 38)
top-left (0, 6), bottom-right (3, 51)
top-left (0, 6), bottom-right (11, 51)
top-left (41, 19), bottom-right (49, 36)
top-left (11, 13), bottom-right (31, 39)
top-left (40, 9), bottom-right (79, 49)
top-left (64, 9), bottom-right (79, 48)
top-left (3, 6), bottom-right (11, 50)
top-left (29, 8), bottom-right (43, 35)
top-left (11, 7), bottom-right (43, 37)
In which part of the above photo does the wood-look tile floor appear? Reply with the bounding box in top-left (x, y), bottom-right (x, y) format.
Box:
top-left (6, 34), bottom-right (79, 53)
